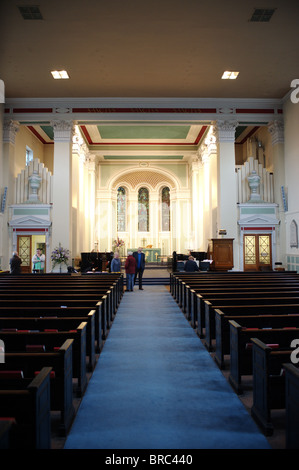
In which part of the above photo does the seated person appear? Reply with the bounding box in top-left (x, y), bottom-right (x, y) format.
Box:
top-left (184, 256), bottom-right (199, 272)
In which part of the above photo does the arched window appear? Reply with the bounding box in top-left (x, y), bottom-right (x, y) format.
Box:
top-left (117, 187), bottom-right (126, 231)
top-left (161, 186), bottom-right (170, 231)
top-left (138, 187), bottom-right (149, 231)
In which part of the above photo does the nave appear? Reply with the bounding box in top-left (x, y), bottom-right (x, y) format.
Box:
top-left (64, 285), bottom-right (270, 450)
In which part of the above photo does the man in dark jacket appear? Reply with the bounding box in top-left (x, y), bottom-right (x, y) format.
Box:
top-left (133, 247), bottom-right (146, 290)
top-left (10, 251), bottom-right (22, 275)
top-left (184, 256), bottom-right (199, 272)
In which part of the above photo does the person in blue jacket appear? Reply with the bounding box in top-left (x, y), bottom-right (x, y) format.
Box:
top-left (133, 247), bottom-right (146, 290)
top-left (110, 251), bottom-right (121, 272)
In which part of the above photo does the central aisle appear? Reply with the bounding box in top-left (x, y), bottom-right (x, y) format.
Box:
top-left (64, 285), bottom-right (270, 449)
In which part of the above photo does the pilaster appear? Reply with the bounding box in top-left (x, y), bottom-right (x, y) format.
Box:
top-left (214, 120), bottom-right (239, 269)
top-left (51, 119), bottom-right (74, 261)
top-left (2, 120), bottom-right (20, 269)
top-left (268, 119), bottom-right (286, 264)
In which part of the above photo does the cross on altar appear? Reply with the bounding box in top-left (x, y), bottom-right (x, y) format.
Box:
top-left (141, 238), bottom-right (147, 247)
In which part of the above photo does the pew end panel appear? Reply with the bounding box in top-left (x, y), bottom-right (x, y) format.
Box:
top-left (0, 367), bottom-right (52, 449)
top-left (251, 338), bottom-right (274, 435)
top-left (284, 363), bottom-right (299, 449)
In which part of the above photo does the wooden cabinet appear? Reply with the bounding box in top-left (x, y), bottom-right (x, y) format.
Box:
top-left (208, 238), bottom-right (234, 271)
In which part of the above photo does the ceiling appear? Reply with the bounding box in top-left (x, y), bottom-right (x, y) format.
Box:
top-left (1, 0), bottom-right (299, 101)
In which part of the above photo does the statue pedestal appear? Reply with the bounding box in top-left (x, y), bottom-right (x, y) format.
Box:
top-left (52, 263), bottom-right (68, 273)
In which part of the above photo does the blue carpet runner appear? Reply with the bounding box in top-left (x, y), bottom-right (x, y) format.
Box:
top-left (64, 286), bottom-right (270, 449)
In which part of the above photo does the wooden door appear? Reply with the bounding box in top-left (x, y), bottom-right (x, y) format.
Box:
top-left (17, 235), bottom-right (32, 273)
top-left (244, 234), bottom-right (272, 271)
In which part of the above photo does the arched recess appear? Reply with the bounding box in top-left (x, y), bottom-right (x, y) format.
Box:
top-left (100, 167), bottom-right (186, 254)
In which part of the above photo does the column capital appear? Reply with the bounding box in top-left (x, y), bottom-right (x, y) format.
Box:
top-left (213, 120), bottom-right (239, 143)
top-left (51, 119), bottom-right (74, 142)
top-left (3, 119), bottom-right (20, 144)
top-left (86, 154), bottom-right (96, 172)
top-left (268, 120), bottom-right (284, 145)
top-left (190, 159), bottom-right (200, 172)
top-left (198, 145), bottom-right (209, 165)
top-left (198, 126), bottom-right (217, 165)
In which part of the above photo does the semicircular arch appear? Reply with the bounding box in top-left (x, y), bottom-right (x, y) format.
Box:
top-left (109, 167), bottom-right (179, 192)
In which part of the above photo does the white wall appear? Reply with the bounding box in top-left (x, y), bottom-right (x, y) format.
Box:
top-left (283, 97), bottom-right (299, 270)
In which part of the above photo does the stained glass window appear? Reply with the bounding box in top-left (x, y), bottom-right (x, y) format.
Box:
top-left (259, 235), bottom-right (270, 264)
top-left (117, 187), bottom-right (126, 231)
top-left (138, 187), bottom-right (149, 232)
top-left (244, 235), bottom-right (256, 265)
top-left (161, 186), bottom-right (170, 231)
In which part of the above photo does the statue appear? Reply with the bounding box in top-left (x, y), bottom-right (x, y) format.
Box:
top-left (247, 170), bottom-right (263, 203)
top-left (27, 170), bottom-right (42, 203)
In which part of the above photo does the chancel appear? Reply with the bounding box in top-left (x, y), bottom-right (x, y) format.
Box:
top-left (1, 0), bottom-right (299, 451)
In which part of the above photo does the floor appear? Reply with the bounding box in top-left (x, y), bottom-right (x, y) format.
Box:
top-left (63, 285), bottom-right (272, 450)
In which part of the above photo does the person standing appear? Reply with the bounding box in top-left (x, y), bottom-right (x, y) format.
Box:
top-left (110, 251), bottom-right (121, 272)
top-left (32, 248), bottom-right (45, 273)
top-left (10, 251), bottom-right (22, 275)
top-left (133, 247), bottom-right (145, 290)
top-left (125, 251), bottom-right (136, 291)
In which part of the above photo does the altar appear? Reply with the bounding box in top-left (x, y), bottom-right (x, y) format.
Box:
top-left (127, 248), bottom-right (161, 263)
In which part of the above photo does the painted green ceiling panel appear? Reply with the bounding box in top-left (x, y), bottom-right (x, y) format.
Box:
top-left (40, 125), bottom-right (54, 140)
top-left (97, 125), bottom-right (190, 140)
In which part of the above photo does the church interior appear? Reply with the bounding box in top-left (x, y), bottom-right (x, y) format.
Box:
top-left (1, 0), bottom-right (299, 453)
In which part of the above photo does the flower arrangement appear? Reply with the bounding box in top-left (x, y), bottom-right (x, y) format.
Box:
top-left (51, 243), bottom-right (70, 267)
top-left (113, 237), bottom-right (125, 250)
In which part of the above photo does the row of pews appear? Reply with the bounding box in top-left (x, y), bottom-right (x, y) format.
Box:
top-left (170, 270), bottom-right (299, 449)
top-left (0, 272), bottom-right (124, 449)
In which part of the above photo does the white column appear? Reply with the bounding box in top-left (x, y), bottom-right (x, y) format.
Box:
top-left (150, 191), bottom-right (159, 248)
top-left (87, 155), bottom-right (96, 250)
top-left (214, 120), bottom-right (239, 270)
top-left (127, 191), bottom-right (138, 249)
top-left (0, 104), bottom-right (3, 270)
top-left (191, 158), bottom-right (200, 250)
top-left (199, 126), bottom-right (218, 252)
top-left (2, 120), bottom-right (20, 269)
top-left (51, 120), bottom-right (73, 260)
top-left (268, 120), bottom-right (286, 264)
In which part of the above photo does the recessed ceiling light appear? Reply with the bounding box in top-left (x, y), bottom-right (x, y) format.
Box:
top-left (249, 8), bottom-right (276, 22)
top-left (18, 6), bottom-right (43, 20)
top-left (51, 70), bottom-right (70, 79)
top-left (221, 71), bottom-right (239, 80)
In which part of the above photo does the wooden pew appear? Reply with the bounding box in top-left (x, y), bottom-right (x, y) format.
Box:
top-left (174, 275), bottom-right (299, 322)
top-left (228, 320), bottom-right (299, 393)
top-left (204, 302), bottom-right (299, 352)
top-left (172, 273), bottom-right (299, 308)
top-left (0, 339), bottom-right (74, 435)
top-left (284, 363), bottom-right (299, 449)
top-left (250, 338), bottom-right (297, 436)
top-left (0, 298), bottom-right (106, 346)
top-left (0, 418), bottom-right (16, 449)
top-left (0, 303), bottom-right (104, 352)
top-left (0, 310), bottom-right (96, 371)
top-left (194, 289), bottom-right (299, 337)
top-left (215, 309), bottom-right (299, 370)
top-left (0, 367), bottom-right (52, 449)
top-left (0, 323), bottom-right (88, 396)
